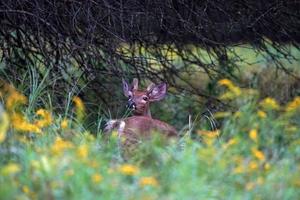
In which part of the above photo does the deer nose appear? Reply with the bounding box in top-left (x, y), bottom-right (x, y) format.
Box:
top-left (127, 100), bottom-right (136, 110)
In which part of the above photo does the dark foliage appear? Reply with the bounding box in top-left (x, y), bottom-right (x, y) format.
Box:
top-left (0, 0), bottom-right (299, 112)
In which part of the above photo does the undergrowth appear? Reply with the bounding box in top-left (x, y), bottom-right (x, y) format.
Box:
top-left (0, 78), bottom-right (300, 200)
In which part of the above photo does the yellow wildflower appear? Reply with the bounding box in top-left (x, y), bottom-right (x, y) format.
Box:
top-left (77, 144), bottom-right (89, 159)
top-left (61, 118), bottom-right (69, 129)
top-left (214, 111), bottom-right (231, 119)
top-left (21, 185), bottom-right (37, 199)
top-left (197, 130), bottom-right (220, 138)
top-left (286, 96), bottom-right (300, 112)
top-left (1, 163), bottom-right (21, 175)
top-left (198, 130), bottom-right (220, 146)
top-left (118, 164), bottom-right (139, 176)
top-left (218, 79), bottom-right (235, 88)
top-left (35, 109), bottom-right (52, 128)
top-left (73, 96), bottom-right (84, 109)
top-left (11, 113), bottom-right (42, 133)
top-left (0, 110), bottom-right (9, 143)
top-left (219, 91), bottom-right (236, 100)
top-left (92, 173), bottom-right (103, 184)
top-left (218, 79), bottom-right (241, 96)
top-left (231, 86), bottom-right (242, 96)
top-left (249, 161), bottom-right (258, 171)
top-left (259, 97), bottom-right (280, 110)
top-left (222, 138), bottom-right (238, 149)
top-left (22, 186), bottom-right (30, 194)
top-left (228, 138), bottom-right (238, 146)
top-left (251, 147), bottom-right (265, 161)
top-left (249, 129), bottom-right (258, 142)
top-left (5, 90), bottom-right (27, 111)
top-left (264, 163), bottom-right (271, 170)
top-left (233, 165), bottom-right (245, 174)
top-left (257, 110), bottom-right (267, 118)
top-left (139, 176), bottom-right (159, 187)
top-left (73, 96), bottom-right (85, 121)
top-left (51, 137), bottom-right (74, 155)
top-left (233, 111), bottom-right (242, 118)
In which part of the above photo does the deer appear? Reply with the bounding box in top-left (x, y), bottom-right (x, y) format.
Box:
top-left (104, 78), bottom-right (177, 147)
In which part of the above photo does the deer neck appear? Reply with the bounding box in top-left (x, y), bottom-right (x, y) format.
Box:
top-left (143, 104), bottom-right (152, 117)
top-left (145, 108), bottom-right (151, 117)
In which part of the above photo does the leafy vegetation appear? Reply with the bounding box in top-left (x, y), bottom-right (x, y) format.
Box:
top-left (1, 2), bottom-right (299, 198)
top-left (1, 76), bottom-right (299, 199)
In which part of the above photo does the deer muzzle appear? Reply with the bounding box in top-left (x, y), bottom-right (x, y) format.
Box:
top-left (127, 100), bottom-right (136, 110)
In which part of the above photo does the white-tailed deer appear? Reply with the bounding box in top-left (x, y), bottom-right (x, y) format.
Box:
top-left (104, 78), bottom-right (177, 146)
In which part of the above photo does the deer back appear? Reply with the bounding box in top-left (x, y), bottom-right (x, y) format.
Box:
top-left (117, 116), bottom-right (177, 146)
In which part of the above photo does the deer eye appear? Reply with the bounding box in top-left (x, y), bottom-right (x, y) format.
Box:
top-left (128, 94), bottom-right (132, 99)
top-left (143, 96), bottom-right (148, 101)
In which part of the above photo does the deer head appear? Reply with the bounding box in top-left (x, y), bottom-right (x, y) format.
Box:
top-left (122, 78), bottom-right (167, 117)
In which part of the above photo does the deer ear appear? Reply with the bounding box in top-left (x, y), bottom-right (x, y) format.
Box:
top-left (122, 79), bottom-right (130, 97)
top-left (147, 83), bottom-right (167, 102)
top-left (146, 82), bottom-right (155, 92)
top-left (132, 78), bottom-right (138, 91)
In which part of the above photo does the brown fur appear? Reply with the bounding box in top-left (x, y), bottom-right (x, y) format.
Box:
top-left (105, 79), bottom-right (178, 150)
